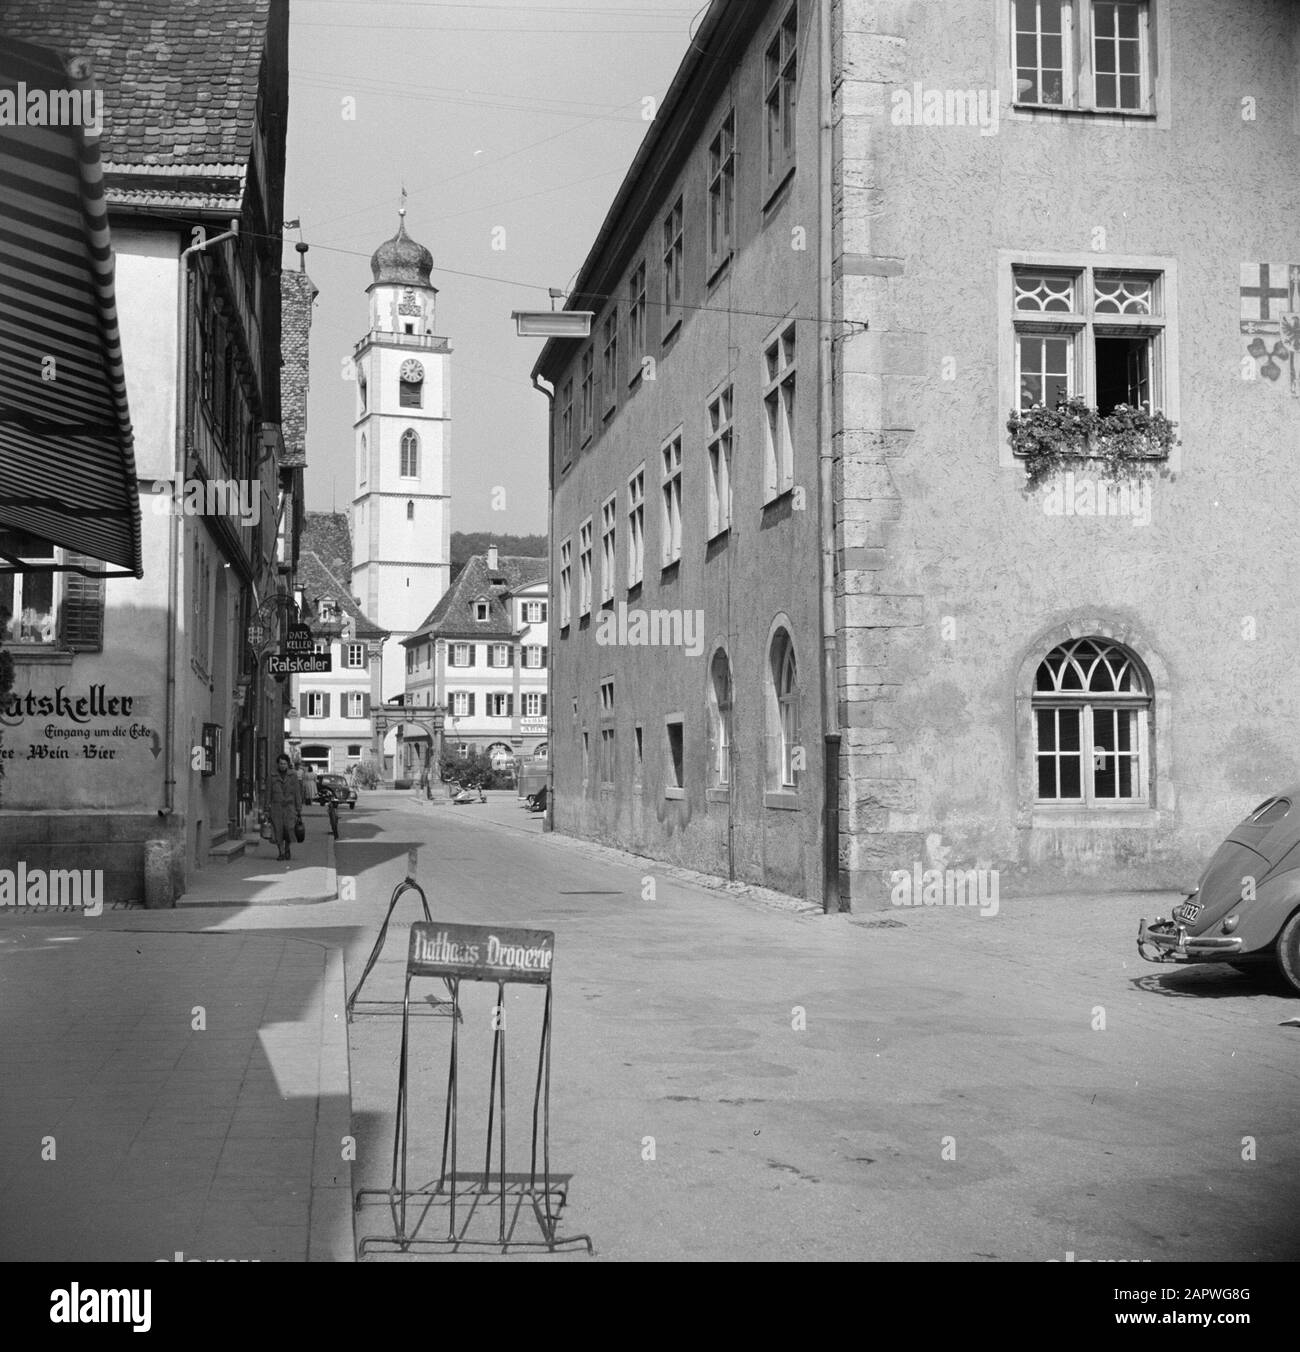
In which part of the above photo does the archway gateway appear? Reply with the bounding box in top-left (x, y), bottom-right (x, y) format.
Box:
top-left (372, 702), bottom-right (445, 790)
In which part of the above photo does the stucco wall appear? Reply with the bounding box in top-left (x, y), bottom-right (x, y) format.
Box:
top-left (833, 0), bottom-right (1300, 901)
top-left (2, 230), bottom-right (179, 816)
top-left (549, 0), bottom-right (828, 901)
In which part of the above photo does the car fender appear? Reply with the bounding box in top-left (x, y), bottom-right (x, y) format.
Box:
top-left (1222, 868), bottom-right (1300, 953)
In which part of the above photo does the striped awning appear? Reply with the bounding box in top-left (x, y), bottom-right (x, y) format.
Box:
top-left (0, 38), bottom-right (142, 578)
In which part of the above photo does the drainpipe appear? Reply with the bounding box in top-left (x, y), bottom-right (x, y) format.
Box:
top-left (816, 0), bottom-right (842, 912)
top-left (531, 371), bottom-right (556, 832)
top-left (163, 220), bottom-right (239, 826)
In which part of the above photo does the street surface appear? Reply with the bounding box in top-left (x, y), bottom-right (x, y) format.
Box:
top-left (340, 792), bottom-right (1300, 1261)
top-left (3, 790), bottom-right (1296, 1262)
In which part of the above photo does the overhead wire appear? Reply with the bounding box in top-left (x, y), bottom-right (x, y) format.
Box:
top-left (133, 208), bottom-right (865, 332)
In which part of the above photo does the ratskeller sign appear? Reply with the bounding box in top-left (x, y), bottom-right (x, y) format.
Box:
top-left (266, 622), bottom-right (331, 675)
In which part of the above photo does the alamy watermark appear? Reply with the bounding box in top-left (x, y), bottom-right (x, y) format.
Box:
top-left (1041, 472), bottom-right (1151, 526)
top-left (594, 602), bottom-right (704, 657)
top-left (151, 477), bottom-right (260, 527)
top-left (0, 863), bottom-right (103, 916)
top-left (890, 862), bottom-right (1000, 916)
top-left (891, 82), bottom-right (999, 136)
top-left (0, 84), bottom-right (103, 137)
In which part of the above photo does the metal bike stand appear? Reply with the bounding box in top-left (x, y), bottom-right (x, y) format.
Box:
top-left (356, 922), bottom-right (593, 1256)
top-left (346, 871), bottom-right (455, 1021)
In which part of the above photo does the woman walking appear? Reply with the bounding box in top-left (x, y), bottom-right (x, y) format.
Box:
top-left (266, 753), bottom-right (303, 861)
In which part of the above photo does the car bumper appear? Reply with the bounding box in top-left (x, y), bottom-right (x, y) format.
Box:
top-left (1137, 917), bottom-right (1245, 964)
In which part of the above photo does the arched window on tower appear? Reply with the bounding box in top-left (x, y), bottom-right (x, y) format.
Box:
top-left (358, 434), bottom-right (367, 487)
top-left (400, 429), bottom-right (420, 479)
top-left (406, 500), bottom-right (414, 521)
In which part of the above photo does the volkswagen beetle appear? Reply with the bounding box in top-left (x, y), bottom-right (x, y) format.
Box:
top-left (1138, 790), bottom-right (1300, 994)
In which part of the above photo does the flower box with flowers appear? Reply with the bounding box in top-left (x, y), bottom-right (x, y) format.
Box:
top-left (1008, 398), bottom-right (1179, 491)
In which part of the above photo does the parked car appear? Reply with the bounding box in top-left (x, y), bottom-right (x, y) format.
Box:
top-left (316, 773), bottom-right (357, 809)
top-left (1138, 790), bottom-right (1300, 993)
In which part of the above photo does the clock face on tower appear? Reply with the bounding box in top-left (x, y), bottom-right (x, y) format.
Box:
top-left (400, 359), bottom-right (425, 384)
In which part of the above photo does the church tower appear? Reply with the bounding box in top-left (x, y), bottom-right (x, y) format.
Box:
top-left (351, 211), bottom-right (451, 701)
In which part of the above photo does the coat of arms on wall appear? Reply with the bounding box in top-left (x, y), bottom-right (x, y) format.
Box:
top-left (1240, 263), bottom-right (1300, 394)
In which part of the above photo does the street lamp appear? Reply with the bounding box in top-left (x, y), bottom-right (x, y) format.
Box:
top-left (512, 310), bottom-right (593, 339)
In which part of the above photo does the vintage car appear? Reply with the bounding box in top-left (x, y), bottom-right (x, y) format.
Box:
top-left (1138, 790), bottom-right (1300, 994)
top-left (316, 773), bottom-right (357, 809)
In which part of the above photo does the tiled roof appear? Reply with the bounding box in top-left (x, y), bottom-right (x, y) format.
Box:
top-left (279, 267), bottom-right (317, 469)
top-left (408, 553), bottom-right (547, 643)
top-left (301, 511), bottom-right (353, 579)
top-left (297, 511), bottom-right (386, 641)
top-left (1, 1), bottom-right (278, 174)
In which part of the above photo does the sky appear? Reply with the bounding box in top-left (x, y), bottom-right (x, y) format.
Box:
top-left (282, 0), bottom-right (704, 534)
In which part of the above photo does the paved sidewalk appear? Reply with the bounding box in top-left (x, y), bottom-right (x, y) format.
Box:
top-left (0, 811), bottom-right (352, 1262)
top-left (181, 806), bottom-right (338, 906)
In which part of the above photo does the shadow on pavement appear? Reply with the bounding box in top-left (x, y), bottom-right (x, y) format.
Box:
top-left (1130, 963), bottom-right (1295, 999)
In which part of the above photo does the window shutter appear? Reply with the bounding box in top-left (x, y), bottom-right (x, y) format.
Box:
top-left (363, 694), bottom-right (371, 716)
top-left (468, 645), bottom-right (476, 666)
top-left (507, 694), bottom-right (514, 716)
top-left (322, 693), bottom-right (331, 718)
top-left (300, 692), bottom-right (309, 716)
top-left (541, 646), bottom-right (548, 668)
top-left (58, 554), bottom-right (105, 651)
top-left (541, 695), bottom-right (548, 716)
top-left (468, 693), bottom-right (475, 716)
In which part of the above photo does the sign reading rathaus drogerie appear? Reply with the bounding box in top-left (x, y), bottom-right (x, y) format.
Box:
top-left (266, 623), bottom-right (332, 675)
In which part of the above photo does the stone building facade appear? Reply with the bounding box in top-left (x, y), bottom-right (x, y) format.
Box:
top-left (536, 0), bottom-right (1300, 909)
top-left (1, 0), bottom-right (292, 901)
top-left (402, 549), bottom-right (550, 777)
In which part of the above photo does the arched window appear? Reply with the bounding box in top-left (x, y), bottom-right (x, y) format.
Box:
top-left (708, 648), bottom-right (732, 786)
top-left (400, 429), bottom-right (419, 478)
top-left (406, 500), bottom-right (414, 521)
top-left (1033, 637), bottom-right (1150, 804)
top-left (358, 434), bottom-right (367, 486)
top-left (767, 628), bottom-right (799, 789)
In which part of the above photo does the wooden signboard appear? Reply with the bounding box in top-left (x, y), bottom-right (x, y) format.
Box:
top-left (408, 922), bottom-right (554, 985)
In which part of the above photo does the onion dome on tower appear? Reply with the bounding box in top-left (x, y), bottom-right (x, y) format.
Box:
top-left (369, 208), bottom-right (434, 289)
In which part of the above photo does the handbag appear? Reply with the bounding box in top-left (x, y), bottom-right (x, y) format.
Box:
top-left (260, 819), bottom-right (274, 843)
top-left (294, 818), bottom-right (305, 844)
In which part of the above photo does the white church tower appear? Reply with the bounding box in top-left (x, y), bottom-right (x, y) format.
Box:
top-left (351, 210), bottom-right (451, 701)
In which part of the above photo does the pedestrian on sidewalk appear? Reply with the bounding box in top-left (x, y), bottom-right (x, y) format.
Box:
top-left (304, 764), bottom-right (318, 806)
top-left (266, 753), bottom-right (304, 861)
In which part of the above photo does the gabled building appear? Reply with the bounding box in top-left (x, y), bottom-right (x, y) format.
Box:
top-left (534, 0), bottom-right (1300, 909)
top-left (288, 512), bottom-right (387, 777)
top-left (1, 0), bottom-right (291, 901)
top-left (401, 547), bottom-right (549, 777)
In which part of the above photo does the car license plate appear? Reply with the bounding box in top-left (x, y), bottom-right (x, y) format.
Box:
top-left (1174, 901), bottom-right (1201, 925)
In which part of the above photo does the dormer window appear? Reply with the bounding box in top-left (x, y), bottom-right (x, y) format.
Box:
top-left (475, 599), bottom-right (490, 621)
